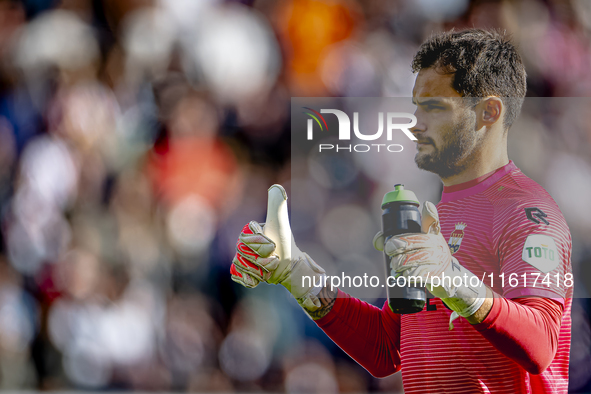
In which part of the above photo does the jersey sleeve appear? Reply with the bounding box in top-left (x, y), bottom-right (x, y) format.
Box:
top-left (315, 290), bottom-right (402, 378)
top-left (493, 196), bottom-right (572, 302)
top-left (473, 294), bottom-right (564, 375)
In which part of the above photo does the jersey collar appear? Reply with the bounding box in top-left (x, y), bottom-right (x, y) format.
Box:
top-left (440, 161), bottom-right (518, 203)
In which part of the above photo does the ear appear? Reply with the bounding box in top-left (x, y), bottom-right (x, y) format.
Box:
top-left (477, 97), bottom-right (503, 128)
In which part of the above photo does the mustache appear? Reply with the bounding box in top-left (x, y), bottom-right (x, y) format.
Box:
top-left (415, 138), bottom-right (434, 145)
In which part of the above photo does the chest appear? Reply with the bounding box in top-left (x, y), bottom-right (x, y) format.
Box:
top-left (437, 200), bottom-right (499, 279)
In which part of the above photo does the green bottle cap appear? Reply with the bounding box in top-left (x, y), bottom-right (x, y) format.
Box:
top-left (381, 184), bottom-right (420, 208)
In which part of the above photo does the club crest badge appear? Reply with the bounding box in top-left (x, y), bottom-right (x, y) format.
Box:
top-left (448, 223), bottom-right (467, 254)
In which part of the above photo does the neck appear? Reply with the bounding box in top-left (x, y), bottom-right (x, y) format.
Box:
top-left (441, 135), bottom-right (509, 187)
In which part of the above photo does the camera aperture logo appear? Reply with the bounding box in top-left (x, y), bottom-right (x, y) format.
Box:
top-left (303, 107), bottom-right (417, 153)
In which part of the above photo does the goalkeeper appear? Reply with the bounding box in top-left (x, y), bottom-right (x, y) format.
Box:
top-left (231, 29), bottom-right (572, 394)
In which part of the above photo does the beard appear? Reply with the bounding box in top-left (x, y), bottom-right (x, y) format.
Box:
top-left (414, 112), bottom-right (479, 179)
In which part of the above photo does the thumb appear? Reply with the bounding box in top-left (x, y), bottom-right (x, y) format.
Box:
top-left (421, 201), bottom-right (441, 235)
top-left (263, 184), bottom-right (293, 261)
top-left (373, 231), bottom-right (385, 252)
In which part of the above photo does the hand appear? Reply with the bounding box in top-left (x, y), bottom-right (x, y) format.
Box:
top-left (231, 221), bottom-right (279, 288)
top-left (230, 185), bottom-right (327, 311)
top-left (374, 201), bottom-right (487, 325)
top-left (373, 201), bottom-right (455, 298)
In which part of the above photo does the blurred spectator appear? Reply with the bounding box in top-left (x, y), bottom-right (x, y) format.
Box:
top-left (0, 0), bottom-right (589, 392)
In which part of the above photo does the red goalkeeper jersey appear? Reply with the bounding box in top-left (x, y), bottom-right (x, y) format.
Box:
top-left (317, 161), bottom-right (573, 394)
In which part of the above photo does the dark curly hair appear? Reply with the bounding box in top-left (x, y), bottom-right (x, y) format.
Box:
top-left (412, 29), bottom-right (527, 130)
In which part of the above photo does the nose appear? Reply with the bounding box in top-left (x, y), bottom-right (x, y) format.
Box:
top-left (410, 108), bottom-right (426, 138)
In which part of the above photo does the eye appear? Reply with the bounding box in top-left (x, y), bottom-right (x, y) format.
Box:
top-left (426, 105), bottom-right (444, 111)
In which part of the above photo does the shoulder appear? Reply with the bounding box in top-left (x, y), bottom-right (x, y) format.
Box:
top-left (483, 168), bottom-right (568, 230)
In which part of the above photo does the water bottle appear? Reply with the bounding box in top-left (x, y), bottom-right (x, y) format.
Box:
top-left (381, 184), bottom-right (426, 314)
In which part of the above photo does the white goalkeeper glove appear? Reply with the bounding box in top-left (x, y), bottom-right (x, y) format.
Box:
top-left (374, 201), bottom-right (487, 328)
top-left (230, 184), bottom-right (327, 311)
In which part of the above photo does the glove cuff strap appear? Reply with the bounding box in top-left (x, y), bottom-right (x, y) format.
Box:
top-left (440, 262), bottom-right (487, 327)
top-left (310, 273), bottom-right (326, 296)
top-left (296, 273), bottom-right (326, 311)
top-left (443, 294), bottom-right (486, 317)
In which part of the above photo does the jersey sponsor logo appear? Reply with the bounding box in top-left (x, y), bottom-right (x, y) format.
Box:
top-left (525, 207), bottom-right (549, 225)
top-left (522, 234), bottom-right (559, 273)
top-left (448, 222), bottom-right (466, 254)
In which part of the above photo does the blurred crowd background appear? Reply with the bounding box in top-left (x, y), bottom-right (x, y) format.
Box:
top-left (1, 0), bottom-right (591, 392)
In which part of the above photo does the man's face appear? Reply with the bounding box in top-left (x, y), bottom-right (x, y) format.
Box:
top-left (411, 68), bottom-right (481, 179)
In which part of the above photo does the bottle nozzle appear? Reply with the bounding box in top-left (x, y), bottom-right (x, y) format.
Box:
top-left (381, 184), bottom-right (419, 208)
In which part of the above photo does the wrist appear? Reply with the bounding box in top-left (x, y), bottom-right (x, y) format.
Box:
top-left (278, 252), bottom-right (327, 313)
top-left (442, 289), bottom-right (486, 317)
top-left (465, 287), bottom-right (494, 324)
top-left (438, 259), bottom-right (489, 327)
top-left (303, 286), bottom-right (338, 320)
top-left (293, 271), bottom-right (327, 311)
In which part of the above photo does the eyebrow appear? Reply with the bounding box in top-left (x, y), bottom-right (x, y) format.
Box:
top-left (412, 98), bottom-right (444, 106)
